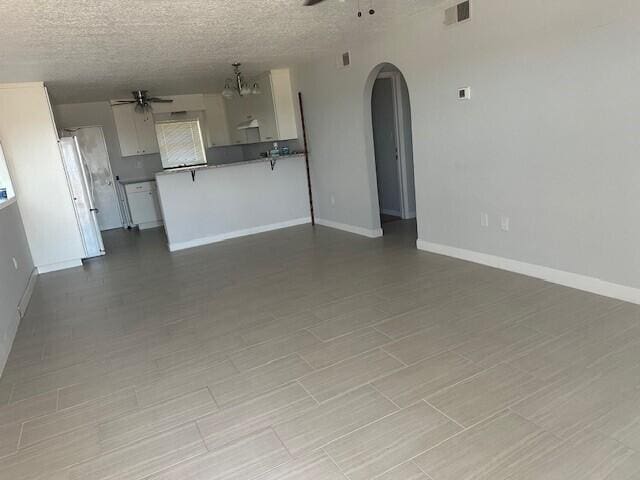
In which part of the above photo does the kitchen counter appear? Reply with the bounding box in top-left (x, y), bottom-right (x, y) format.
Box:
top-left (155, 153), bottom-right (305, 177)
top-left (155, 155), bottom-right (310, 252)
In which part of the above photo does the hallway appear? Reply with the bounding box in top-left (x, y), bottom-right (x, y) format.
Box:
top-left (1, 222), bottom-right (639, 479)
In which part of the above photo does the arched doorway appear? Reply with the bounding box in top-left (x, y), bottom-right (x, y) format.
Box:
top-left (365, 63), bottom-right (417, 237)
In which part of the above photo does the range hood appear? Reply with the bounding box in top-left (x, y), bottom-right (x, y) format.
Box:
top-left (237, 118), bottom-right (260, 130)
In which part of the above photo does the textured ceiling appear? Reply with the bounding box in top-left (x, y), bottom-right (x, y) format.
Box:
top-left (0, 0), bottom-right (442, 104)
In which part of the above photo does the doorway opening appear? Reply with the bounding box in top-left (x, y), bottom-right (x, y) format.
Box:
top-left (369, 64), bottom-right (416, 234)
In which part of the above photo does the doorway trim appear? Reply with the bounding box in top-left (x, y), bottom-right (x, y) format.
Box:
top-left (375, 70), bottom-right (414, 220)
top-left (364, 63), bottom-right (417, 234)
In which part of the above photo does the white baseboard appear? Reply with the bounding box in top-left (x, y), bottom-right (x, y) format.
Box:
top-left (37, 258), bottom-right (82, 274)
top-left (17, 268), bottom-right (38, 318)
top-left (316, 218), bottom-right (383, 239)
top-left (169, 217), bottom-right (311, 252)
top-left (417, 239), bottom-right (640, 305)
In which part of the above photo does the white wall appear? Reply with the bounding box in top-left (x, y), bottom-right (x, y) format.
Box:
top-left (296, 0), bottom-right (640, 292)
top-left (0, 83), bottom-right (85, 272)
top-left (0, 201), bottom-right (34, 375)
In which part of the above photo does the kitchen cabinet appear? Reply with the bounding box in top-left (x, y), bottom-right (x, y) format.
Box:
top-left (224, 95), bottom-right (254, 145)
top-left (203, 94), bottom-right (231, 147)
top-left (269, 68), bottom-right (298, 140)
top-left (221, 68), bottom-right (298, 144)
top-left (111, 104), bottom-right (160, 156)
top-left (125, 181), bottom-right (163, 229)
top-left (249, 72), bottom-right (278, 142)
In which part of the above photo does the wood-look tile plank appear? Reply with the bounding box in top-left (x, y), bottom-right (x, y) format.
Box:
top-left (0, 426), bottom-right (101, 480)
top-left (254, 452), bottom-right (348, 479)
top-left (274, 385), bottom-right (397, 456)
top-left (427, 363), bottom-right (546, 427)
top-left (299, 349), bottom-right (403, 403)
top-left (299, 327), bottom-right (391, 370)
top-left (209, 354), bottom-right (312, 406)
top-left (229, 331), bottom-right (320, 371)
top-left (0, 390), bottom-right (57, 427)
top-left (373, 351), bottom-right (482, 408)
top-left (98, 389), bottom-right (217, 451)
top-left (20, 388), bottom-right (138, 448)
top-left (197, 383), bottom-right (316, 451)
top-left (324, 401), bottom-right (461, 480)
top-left (309, 307), bottom-right (390, 341)
top-left (376, 462), bottom-right (430, 480)
top-left (135, 358), bottom-right (238, 407)
top-left (414, 411), bottom-right (561, 480)
top-left (63, 424), bottom-right (205, 480)
top-left (146, 429), bottom-right (290, 480)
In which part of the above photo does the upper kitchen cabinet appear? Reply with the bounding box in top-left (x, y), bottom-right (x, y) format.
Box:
top-left (203, 94), bottom-right (231, 147)
top-left (223, 68), bottom-right (298, 143)
top-left (111, 103), bottom-right (159, 156)
top-left (269, 68), bottom-right (298, 140)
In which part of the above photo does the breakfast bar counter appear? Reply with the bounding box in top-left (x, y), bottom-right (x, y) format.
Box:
top-left (155, 154), bottom-right (310, 251)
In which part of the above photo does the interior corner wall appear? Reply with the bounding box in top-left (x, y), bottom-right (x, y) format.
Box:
top-left (0, 83), bottom-right (85, 272)
top-left (0, 201), bottom-right (34, 375)
top-left (295, 0), bottom-right (640, 291)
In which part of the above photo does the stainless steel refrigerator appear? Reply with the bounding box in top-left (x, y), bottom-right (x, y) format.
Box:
top-left (59, 136), bottom-right (105, 258)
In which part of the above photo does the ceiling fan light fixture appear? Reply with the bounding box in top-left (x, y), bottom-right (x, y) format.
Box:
top-left (251, 83), bottom-right (261, 95)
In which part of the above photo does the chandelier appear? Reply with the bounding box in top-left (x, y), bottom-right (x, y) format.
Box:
top-left (221, 63), bottom-right (261, 99)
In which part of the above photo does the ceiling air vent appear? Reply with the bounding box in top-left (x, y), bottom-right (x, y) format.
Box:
top-left (337, 51), bottom-right (351, 69)
top-left (444, 0), bottom-right (471, 26)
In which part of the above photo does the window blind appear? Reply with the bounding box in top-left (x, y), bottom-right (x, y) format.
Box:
top-left (155, 119), bottom-right (207, 169)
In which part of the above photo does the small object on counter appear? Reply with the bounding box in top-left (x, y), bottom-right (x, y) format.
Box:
top-left (269, 141), bottom-right (280, 157)
top-left (281, 146), bottom-right (290, 155)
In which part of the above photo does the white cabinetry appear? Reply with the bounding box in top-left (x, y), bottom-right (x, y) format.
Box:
top-left (222, 68), bottom-right (298, 143)
top-left (111, 104), bottom-right (160, 156)
top-left (203, 94), bottom-right (231, 147)
top-left (125, 181), bottom-right (163, 229)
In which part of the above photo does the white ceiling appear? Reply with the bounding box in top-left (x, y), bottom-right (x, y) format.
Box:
top-left (0, 0), bottom-right (442, 104)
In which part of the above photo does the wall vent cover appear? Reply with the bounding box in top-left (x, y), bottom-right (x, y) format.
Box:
top-left (444, 1), bottom-right (471, 25)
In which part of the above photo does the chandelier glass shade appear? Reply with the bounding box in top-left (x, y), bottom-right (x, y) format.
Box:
top-left (222, 63), bottom-right (260, 99)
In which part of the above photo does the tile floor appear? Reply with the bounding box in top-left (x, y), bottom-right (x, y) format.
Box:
top-left (1, 220), bottom-right (640, 479)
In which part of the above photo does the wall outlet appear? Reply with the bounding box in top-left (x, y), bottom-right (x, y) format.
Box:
top-left (501, 216), bottom-right (510, 232)
top-left (480, 212), bottom-right (489, 227)
top-left (12, 257), bottom-right (18, 270)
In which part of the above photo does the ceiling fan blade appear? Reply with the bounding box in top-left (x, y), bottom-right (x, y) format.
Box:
top-left (113, 100), bottom-right (136, 104)
top-left (148, 98), bottom-right (173, 103)
top-left (303, 0), bottom-right (327, 5)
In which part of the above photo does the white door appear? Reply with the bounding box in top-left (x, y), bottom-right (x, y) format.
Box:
top-left (65, 126), bottom-right (123, 231)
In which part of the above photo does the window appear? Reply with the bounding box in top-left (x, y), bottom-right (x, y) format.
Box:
top-left (155, 119), bottom-right (207, 170)
top-left (0, 142), bottom-right (16, 206)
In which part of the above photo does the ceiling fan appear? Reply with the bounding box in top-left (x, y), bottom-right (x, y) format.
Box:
top-left (112, 90), bottom-right (173, 112)
top-left (303, 0), bottom-right (327, 4)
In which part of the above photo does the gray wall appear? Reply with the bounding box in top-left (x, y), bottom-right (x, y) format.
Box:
top-left (296, 0), bottom-right (640, 290)
top-left (0, 202), bottom-right (34, 375)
